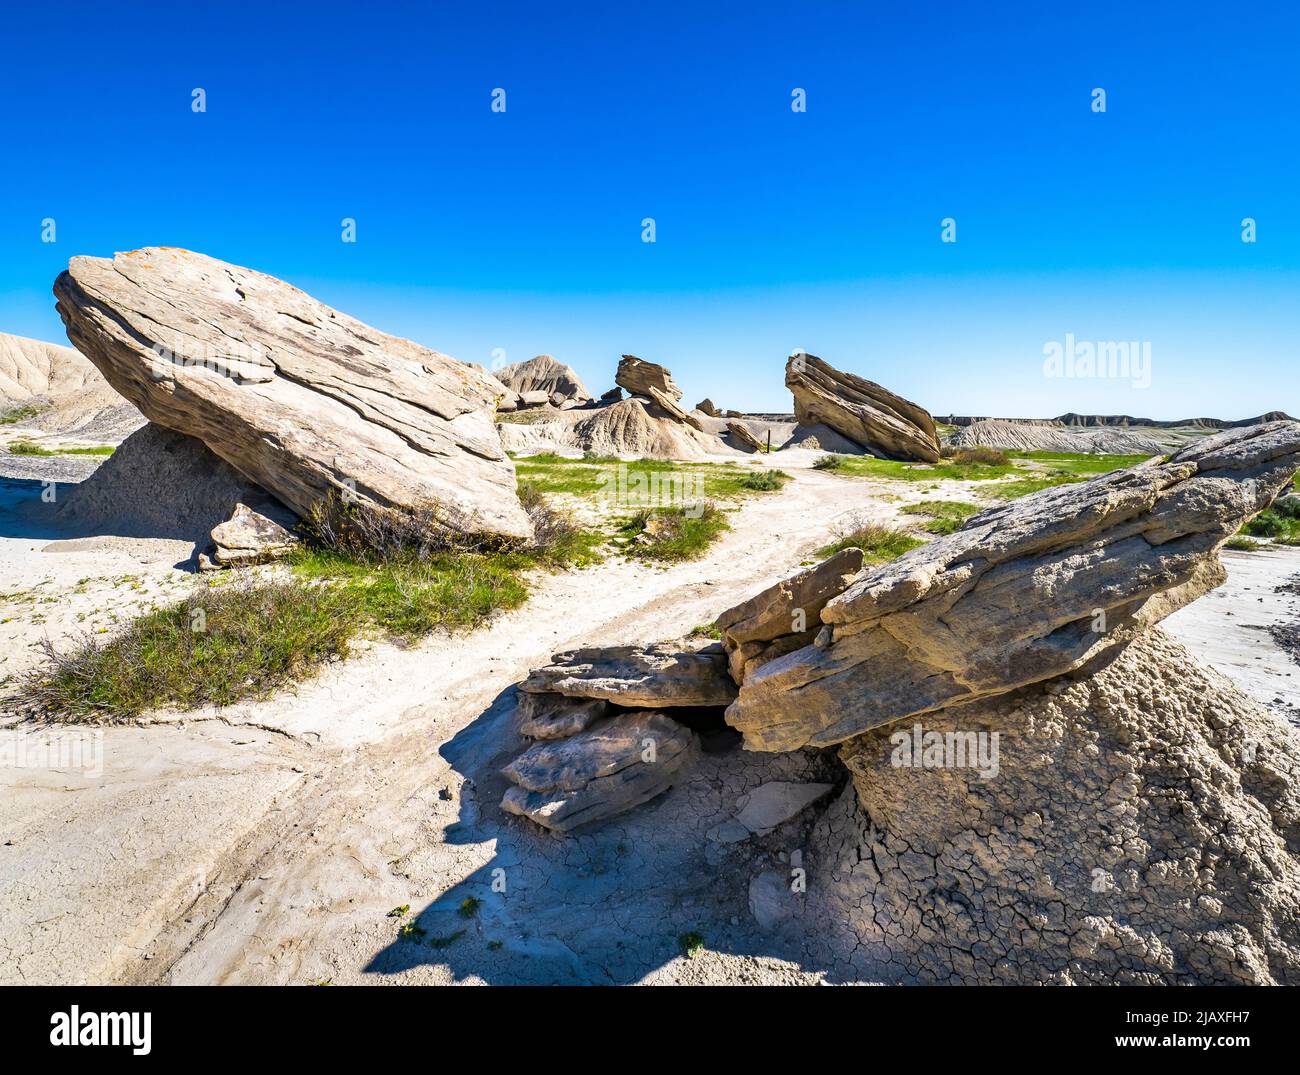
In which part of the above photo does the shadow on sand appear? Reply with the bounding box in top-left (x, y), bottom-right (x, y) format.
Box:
top-left (363, 683), bottom-right (852, 984)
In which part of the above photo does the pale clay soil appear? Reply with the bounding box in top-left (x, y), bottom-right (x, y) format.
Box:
top-left (1, 450), bottom-right (1297, 985)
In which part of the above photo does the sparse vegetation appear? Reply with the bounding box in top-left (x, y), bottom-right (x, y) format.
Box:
top-left (6, 440), bottom-right (115, 457)
top-left (0, 404), bottom-right (44, 425)
top-left (900, 500), bottom-right (982, 535)
top-left (459, 897), bottom-right (481, 918)
top-left (949, 446), bottom-right (1011, 466)
top-left (688, 623), bottom-right (722, 639)
top-left (620, 502), bottom-right (729, 562)
top-left (1239, 501), bottom-right (1300, 545)
top-left (16, 491), bottom-right (606, 722)
top-left (818, 518), bottom-right (926, 563)
top-left (512, 453), bottom-right (790, 503)
top-left (737, 469), bottom-right (790, 491)
top-left (812, 454), bottom-right (847, 471)
top-left (679, 931), bottom-right (705, 959)
top-left (1224, 536), bottom-right (1263, 551)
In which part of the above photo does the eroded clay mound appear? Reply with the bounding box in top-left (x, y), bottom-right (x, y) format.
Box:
top-left (0, 331), bottom-right (143, 441)
top-left (948, 418), bottom-right (1165, 455)
top-left (498, 398), bottom-right (726, 460)
top-left (55, 423), bottom-right (269, 542)
top-left (811, 629), bottom-right (1300, 984)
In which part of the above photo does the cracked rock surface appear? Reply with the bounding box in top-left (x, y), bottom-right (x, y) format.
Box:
top-left (519, 642), bottom-right (738, 708)
top-left (53, 247), bottom-right (531, 540)
top-left (810, 629), bottom-right (1300, 984)
top-left (728, 421), bottom-right (1300, 751)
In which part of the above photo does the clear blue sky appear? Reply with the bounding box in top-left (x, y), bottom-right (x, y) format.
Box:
top-left (1, 1), bottom-right (1296, 418)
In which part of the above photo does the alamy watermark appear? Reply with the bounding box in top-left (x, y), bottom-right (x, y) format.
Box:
top-left (1, 728), bottom-right (104, 779)
top-left (596, 464), bottom-right (706, 517)
top-left (1043, 333), bottom-right (1151, 389)
top-left (890, 723), bottom-right (1000, 780)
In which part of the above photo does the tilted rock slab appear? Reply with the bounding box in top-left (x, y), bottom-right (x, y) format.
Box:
top-left (727, 422), bottom-right (1300, 751)
top-left (726, 419), bottom-right (764, 453)
top-left (515, 692), bottom-right (609, 740)
top-left (615, 354), bottom-right (682, 401)
top-left (501, 711), bottom-right (700, 833)
top-left (716, 548), bottom-right (864, 685)
top-left (53, 247), bottom-right (531, 540)
top-left (813, 629), bottom-right (1300, 983)
top-left (519, 642), bottom-right (738, 708)
top-left (785, 353), bottom-right (940, 462)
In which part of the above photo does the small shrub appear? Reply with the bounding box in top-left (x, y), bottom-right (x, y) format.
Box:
top-left (951, 446), bottom-right (1010, 466)
top-left (459, 897), bottom-right (481, 919)
top-left (812, 454), bottom-right (847, 471)
top-left (818, 517), bottom-right (926, 562)
top-left (737, 469), bottom-right (790, 492)
top-left (620, 502), bottom-right (729, 562)
top-left (1225, 537), bottom-right (1263, 551)
top-left (679, 931), bottom-right (705, 959)
top-left (688, 623), bottom-right (722, 640)
top-left (900, 499), bottom-right (982, 535)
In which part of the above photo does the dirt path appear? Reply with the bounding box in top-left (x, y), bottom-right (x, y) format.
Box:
top-left (0, 466), bottom-right (896, 984)
top-left (5, 465), bottom-right (1299, 985)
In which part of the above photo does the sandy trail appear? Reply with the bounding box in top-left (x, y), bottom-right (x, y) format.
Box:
top-left (4, 461), bottom-right (1298, 985)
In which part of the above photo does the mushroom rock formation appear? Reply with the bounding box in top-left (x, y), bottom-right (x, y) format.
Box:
top-left (811, 628), bottom-right (1300, 983)
top-left (726, 422), bottom-right (1300, 752)
top-left (785, 352), bottom-right (940, 463)
top-left (53, 247), bottom-right (531, 541)
top-left (614, 354), bottom-right (704, 431)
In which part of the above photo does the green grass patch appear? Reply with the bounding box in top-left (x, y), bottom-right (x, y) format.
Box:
top-left (818, 520), bottom-right (926, 563)
top-left (511, 453), bottom-right (789, 502)
top-left (620, 502), bottom-right (729, 562)
top-left (1224, 536), bottom-right (1264, 552)
top-left (17, 492), bottom-right (605, 722)
top-left (900, 500), bottom-right (982, 535)
top-left (688, 623), bottom-right (722, 640)
top-left (0, 404), bottom-right (45, 425)
top-left (679, 931), bottom-right (705, 959)
top-left (6, 440), bottom-right (115, 457)
top-left (1240, 505), bottom-right (1300, 545)
top-left (18, 580), bottom-right (358, 722)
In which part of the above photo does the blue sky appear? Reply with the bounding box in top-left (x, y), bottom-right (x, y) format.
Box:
top-left (1, 1), bottom-right (1296, 418)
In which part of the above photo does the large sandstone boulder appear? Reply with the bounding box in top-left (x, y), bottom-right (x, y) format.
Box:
top-left (727, 422), bottom-right (1300, 751)
top-left (815, 629), bottom-right (1300, 983)
top-left (500, 711), bottom-right (700, 833)
top-left (785, 353), bottom-right (940, 462)
top-left (520, 642), bottom-right (738, 708)
top-left (54, 248), bottom-right (531, 541)
top-left (495, 354), bottom-right (591, 405)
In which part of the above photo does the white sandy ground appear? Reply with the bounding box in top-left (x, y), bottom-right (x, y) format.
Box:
top-left (1, 455), bottom-right (1298, 985)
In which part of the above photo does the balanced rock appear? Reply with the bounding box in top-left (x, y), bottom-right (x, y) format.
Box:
top-left (616, 355), bottom-right (682, 400)
top-left (716, 548), bottom-right (863, 684)
top-left (53, 248), bottom-right (531, 541)
top-left (496, 354), bottom-right (591, 405)
top-left (500, 711), bottom-right (700, 833)
top-left (600, 387), bottom-right (624, 403)
top-left (516, 692), bottom-right (609, 740)
top-left (727, 422), bottom-right (1300, 751)
top-left (817, 629), bottom-right (1300, 983)
top-left (520, 642), bottom-right (737, 708)
top-left (695, 398), bottom-right (720, 417)
top-left (785, 353), bottom-right (940, 462)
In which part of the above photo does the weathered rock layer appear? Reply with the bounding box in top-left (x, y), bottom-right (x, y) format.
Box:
top-left (54, 247), bottom-right (531, 540)
top-left (727, 421), bottom-right (1300, 751)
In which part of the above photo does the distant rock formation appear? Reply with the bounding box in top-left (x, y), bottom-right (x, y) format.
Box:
top-left (725, 419), bottom-right (764, 453)
top-left (615, 355), bottom-right (682, 400)
top-left (497, 397), bottom-right (725, 460)
top-left (948, 418), bottom-right (1164, 455)
top-left (785, 353), bottom-right (940, 462)
top-left (726, 422), bottom-right (1300, 751)
top-left (54, 247), bottom-right (531, 542)
top-left (695, 398), bottom-right (720, 417)
top-left (495, 354), bottom-right (592, 407)
top-left (0, 331), bottom-right (143, 441)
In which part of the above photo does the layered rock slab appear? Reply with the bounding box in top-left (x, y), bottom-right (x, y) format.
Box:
top-left (495, 354), bottom-right (591, 405)
top-left (500, 711), bottom-right (700, 834)
top-left (785, 353), bottom-right (940, 462)
top-left (519, 642), bottom-right (738, 708)
top-left (53, 247), bottom-right (531, 540)
top-left (727, 421), bottom-right (1300, 751)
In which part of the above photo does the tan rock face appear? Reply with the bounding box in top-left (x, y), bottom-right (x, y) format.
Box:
top-left (715, 548), bottom-right (865, 685)
top-left (519, 642), bottom-right (738, 708)
top-left (726, 419), bottom-right (763, 452)
top-left (695, 398), bottom-right (720, 417)
top-left (53, 247), bottom-right (531, 541)
top-left (500, 711), bottom-right (700, 834)
top-left (785, 353), bottom-right (940, 462)
top-left (726, 422), bottom-right (1300, 751)
top-left (496, 354), bottom-right (591, 403)
top-left (615, 355), bottom-right (682, 401)
top-left (209, 499), bottom-right (300, 567)
top-left (816, 629), bottom-right (1300, 983)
